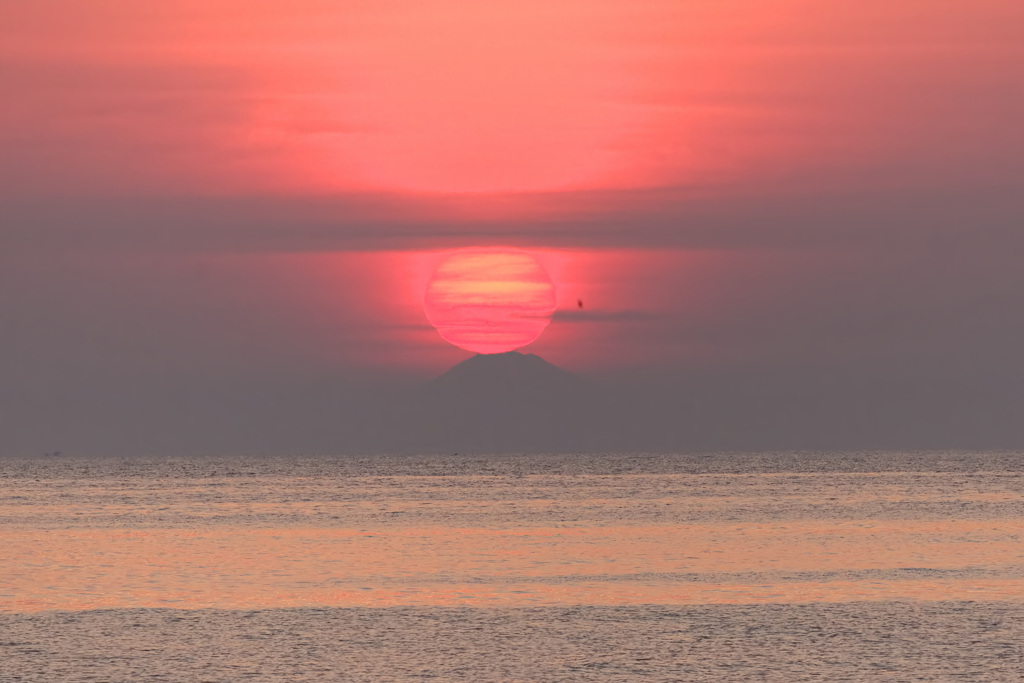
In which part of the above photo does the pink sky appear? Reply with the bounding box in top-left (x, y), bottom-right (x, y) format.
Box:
top-left (3, 0), bottom-right (1021, 199)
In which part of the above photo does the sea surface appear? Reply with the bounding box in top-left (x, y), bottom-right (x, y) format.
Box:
top-left (1, 451), bottom-right (1022, 681)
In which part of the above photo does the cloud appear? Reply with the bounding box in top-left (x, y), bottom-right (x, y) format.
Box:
top-left (552, 309), bottom-right (663, 323)
top-left (4, 183), bottom-right (1022, 257)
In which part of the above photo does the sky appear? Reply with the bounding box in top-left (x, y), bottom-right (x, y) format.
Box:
top-left (1, 0), bottom-right (1023, 454)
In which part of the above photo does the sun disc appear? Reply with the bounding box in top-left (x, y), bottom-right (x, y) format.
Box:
top-left (424, 248), bottom-right (556, 354)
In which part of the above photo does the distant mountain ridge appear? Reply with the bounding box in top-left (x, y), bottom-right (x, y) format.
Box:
top-left (379, 351), bottom-right (630, 453)
top-left (428, 351), bottom-right (578, 395)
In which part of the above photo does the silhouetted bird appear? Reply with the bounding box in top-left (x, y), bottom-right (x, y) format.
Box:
top-left (577, 299), bottom-right (584, 309)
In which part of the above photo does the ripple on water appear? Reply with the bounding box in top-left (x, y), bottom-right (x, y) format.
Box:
top-left (1, 603), bottom-right (1022, 682)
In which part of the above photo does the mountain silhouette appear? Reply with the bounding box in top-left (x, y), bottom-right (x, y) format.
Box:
top-left (378, 351), bottom-right (631, 453)
top-left (428, 351), bottom-right (577, 395)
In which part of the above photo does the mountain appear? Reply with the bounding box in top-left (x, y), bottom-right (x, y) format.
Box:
top-left (428, 351), bottom-right (577, 395)
top-left (377, 351), bottom-right (632, 453)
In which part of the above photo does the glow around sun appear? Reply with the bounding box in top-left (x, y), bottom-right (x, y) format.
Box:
top-left (424, 248), bottom-right (557, 354)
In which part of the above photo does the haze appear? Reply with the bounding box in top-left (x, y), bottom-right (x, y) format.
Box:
top-left (1, 0), bottom-right (1022, 455)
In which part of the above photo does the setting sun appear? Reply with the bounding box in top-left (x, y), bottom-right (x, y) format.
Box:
top-left (423, 248), bottom-right (557, 354)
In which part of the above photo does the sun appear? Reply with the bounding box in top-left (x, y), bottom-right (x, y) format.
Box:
top-left (424, 248), bottom-right (557, 354)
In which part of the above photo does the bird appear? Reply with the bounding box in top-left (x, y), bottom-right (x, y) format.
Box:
top-left (577, 299), bottom-right (584, 309)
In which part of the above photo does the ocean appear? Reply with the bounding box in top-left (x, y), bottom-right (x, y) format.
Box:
top-left (1, 452), bottom-right (1022, 681)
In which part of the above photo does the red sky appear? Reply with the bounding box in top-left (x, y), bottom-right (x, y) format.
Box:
top-left (1, 0), bottom-right (1023, 451)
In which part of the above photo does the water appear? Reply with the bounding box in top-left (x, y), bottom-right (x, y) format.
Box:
top-left (1, 452), bottom-right (1022, 680)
